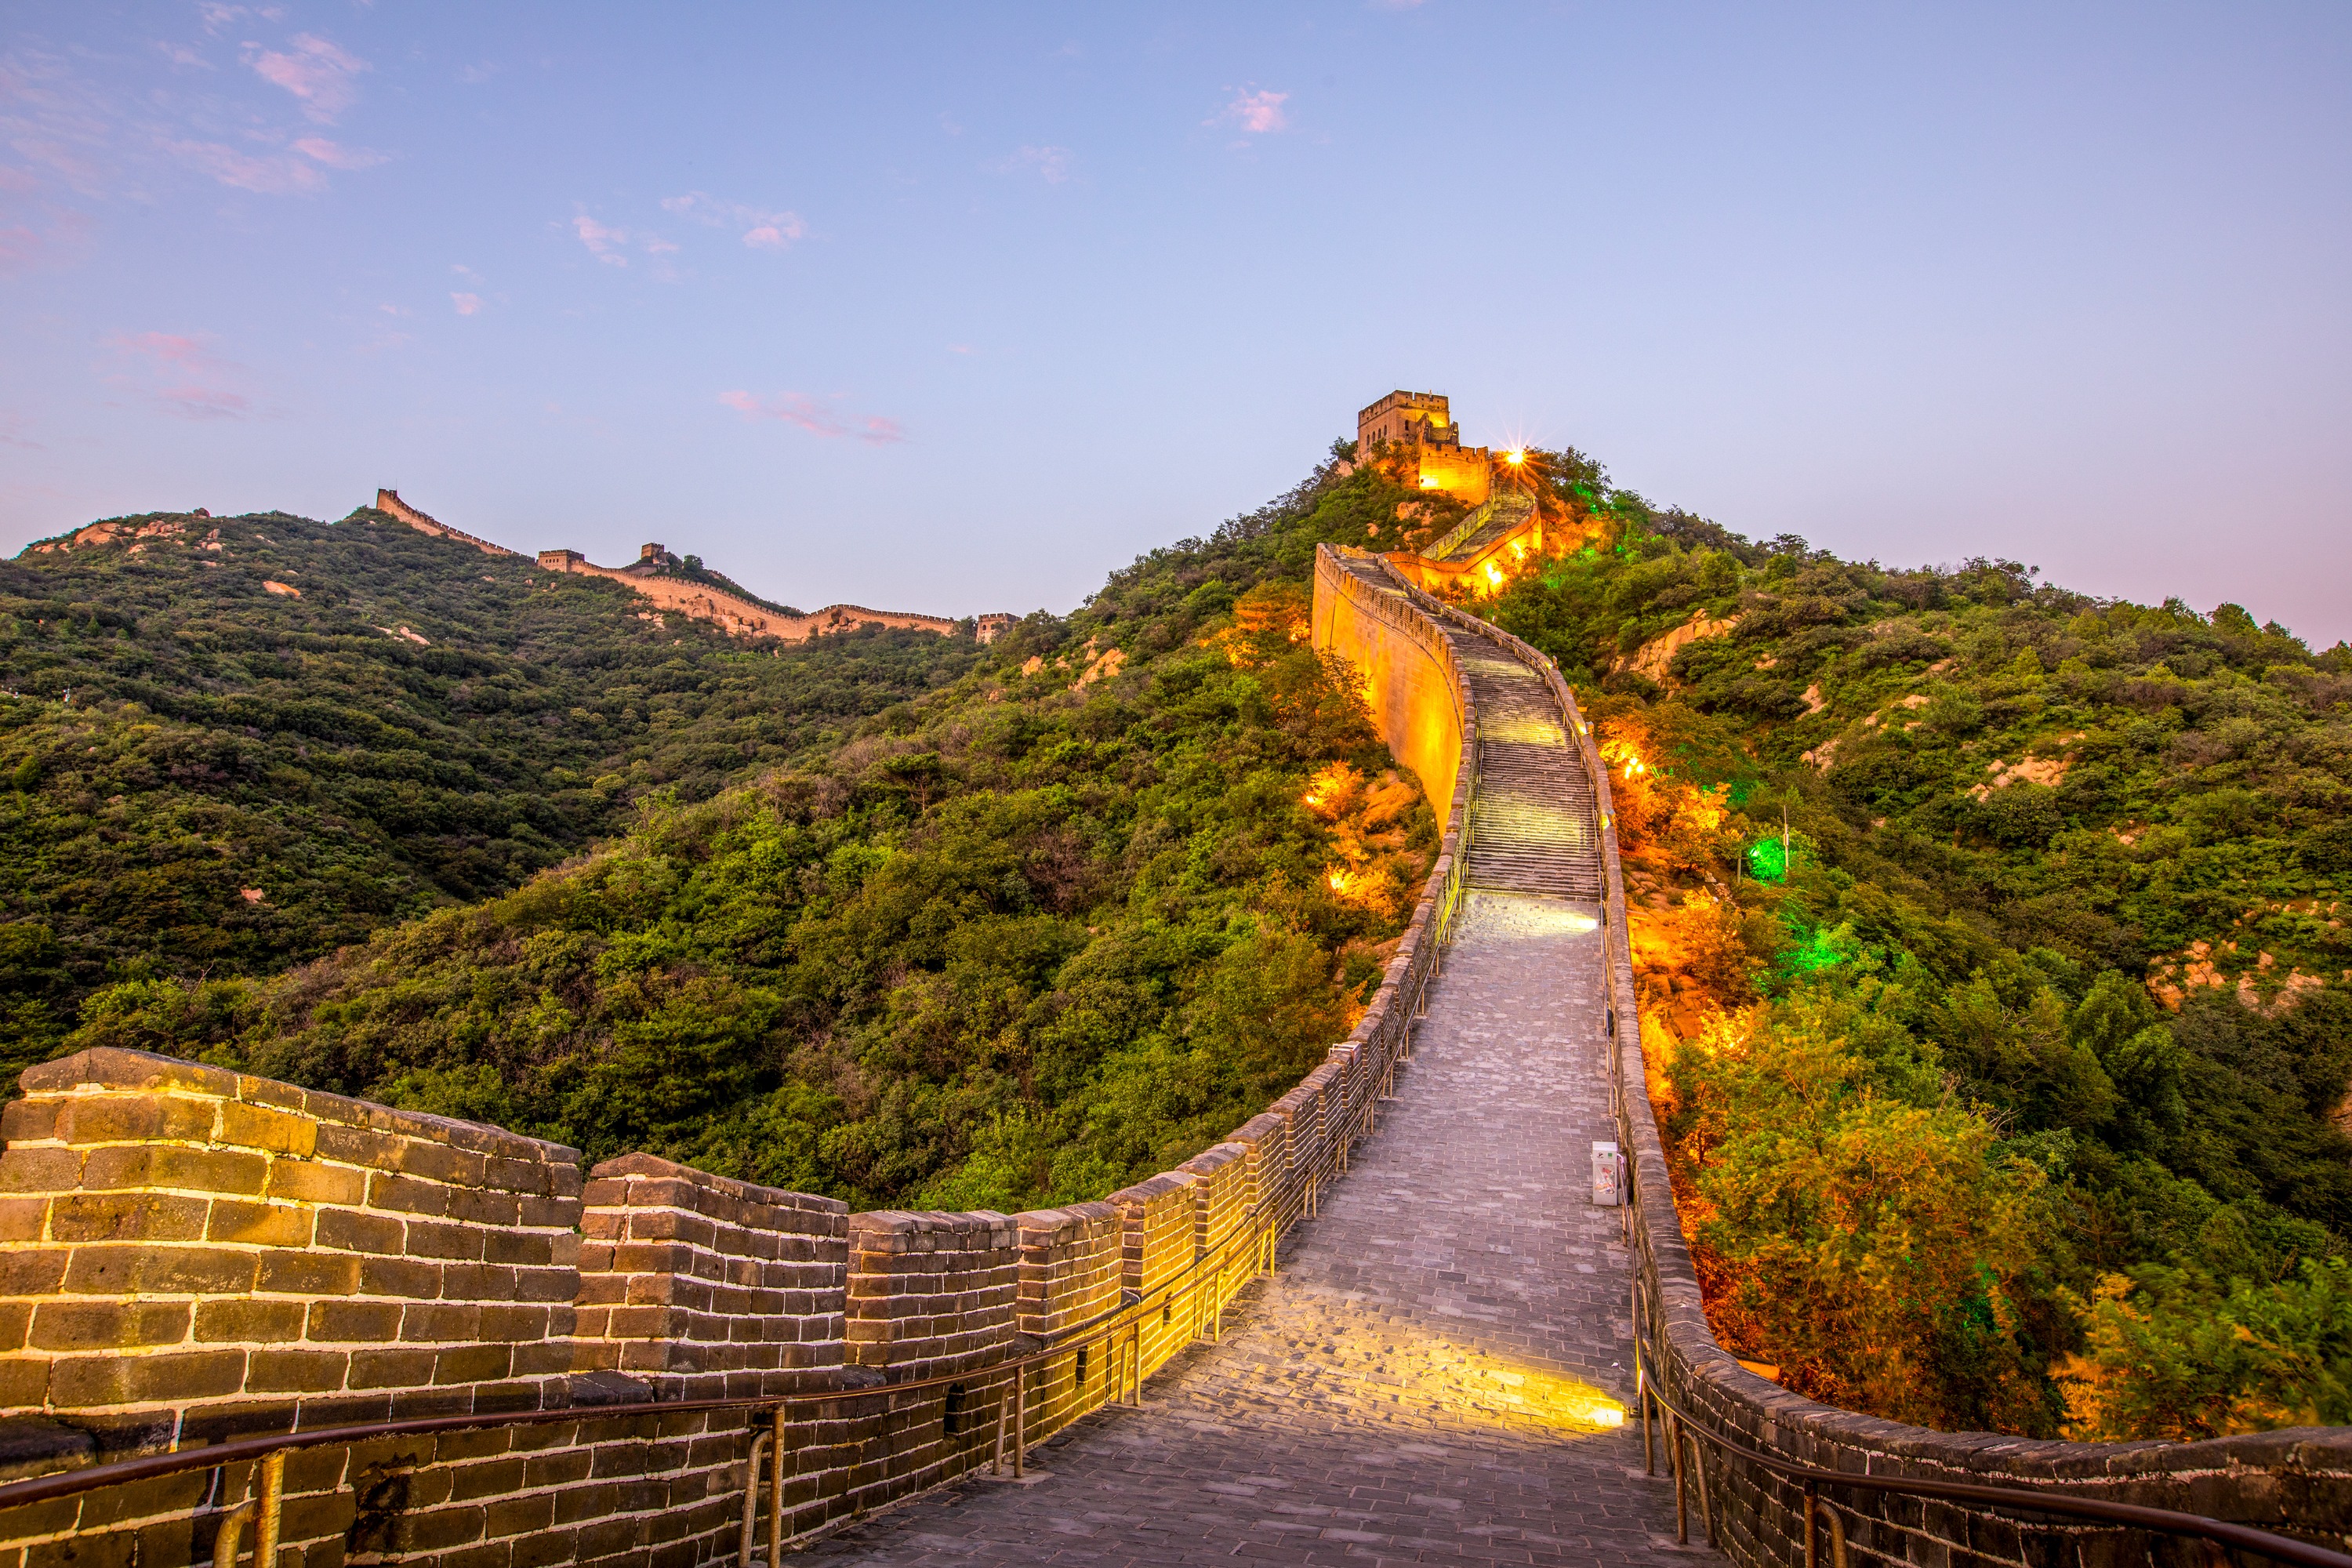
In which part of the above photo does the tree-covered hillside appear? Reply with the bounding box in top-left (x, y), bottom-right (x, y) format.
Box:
top-left (1474, 453), bottom-right (2352, 1440)
top-left (0, 506), bottom-right (980, 1071)
top-left (49, 463), bottom-right (1437, 1213)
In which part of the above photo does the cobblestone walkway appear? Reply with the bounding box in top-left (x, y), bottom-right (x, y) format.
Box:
top-left (804, 892), bottom-right (1707, 1566)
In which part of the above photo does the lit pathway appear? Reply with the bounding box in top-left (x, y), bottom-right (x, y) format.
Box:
top-left (804, 890), bottom-right (1707, 1566)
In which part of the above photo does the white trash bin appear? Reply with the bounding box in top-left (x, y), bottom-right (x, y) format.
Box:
top-left (1591, 1140), bottom-right (1625, 1206)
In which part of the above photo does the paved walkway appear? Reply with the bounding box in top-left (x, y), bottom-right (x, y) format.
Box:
top-left (804, 892), bottom-right (1706, 1566)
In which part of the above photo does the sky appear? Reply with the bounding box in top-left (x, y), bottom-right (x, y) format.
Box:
top-left (4, 3), bottom-right (2349, 643)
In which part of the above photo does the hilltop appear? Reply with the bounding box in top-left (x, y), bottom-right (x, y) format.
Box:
top-left (13, 424), bottom-right (2352, 1442)
top-left (0, 503), bottom-right (986, 1069)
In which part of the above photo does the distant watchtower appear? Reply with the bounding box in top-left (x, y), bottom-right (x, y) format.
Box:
top-left (1358, 391), bottom-right (1461, 455)
top-left (1357, 390), bottom-right (1494, 506)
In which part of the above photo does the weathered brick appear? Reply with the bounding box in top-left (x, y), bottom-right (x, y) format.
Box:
top-left (211, 1099), bottom-right (316, 1157)
top-left (0, 1099), bottom-right (59, 1144)
top-left (27, 1299), bottom-right (191, 1351)
top-left (0, 1247), bottom-right (70, 1296)
top-left (205, 1199), bottom-right (314, 1247)
top-left (316, 1205), bottom-right (406, 1254)
top-left (191, 1298), bottom-right (306, 1343)
top-left (265, 1157), bottom-right (368, 1207)
top-left (46, 1191), bottom-right (209, 1243)
top-left (310, 1299), bottom-right (405, 1342)
top-left (0, 1147), bottom-right (79, 1193)
top-left (49, 1347), bottom-right (245, 1405)
top-left (78, 1143), bottom-right (268, 1196)
top-left (245, 1346), bottom-right (350, 1393)
top-left (61, 1243), bottom-right (256, 1296)
top-left (255, 1249), bottom-right (361, 1296)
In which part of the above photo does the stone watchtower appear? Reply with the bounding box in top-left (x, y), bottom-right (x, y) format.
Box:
top-left (1356, 390), bottom-right (1494, 506)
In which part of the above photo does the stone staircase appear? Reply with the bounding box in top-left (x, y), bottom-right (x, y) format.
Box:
top-left (1454, 644), bottom-right (1605, 901)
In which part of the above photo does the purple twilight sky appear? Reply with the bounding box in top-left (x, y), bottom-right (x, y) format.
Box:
top-left (4, 3), bottom-right (2348, 642)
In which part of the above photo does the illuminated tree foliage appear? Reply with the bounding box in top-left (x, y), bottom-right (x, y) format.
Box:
top-left (1481, 456), bottom-right (2352, 1439)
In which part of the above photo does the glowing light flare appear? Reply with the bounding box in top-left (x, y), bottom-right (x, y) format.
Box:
top-left (1505, 448), bottom-right (1525, 466)
top-left (1419, 474), bottom-right (1440, 489)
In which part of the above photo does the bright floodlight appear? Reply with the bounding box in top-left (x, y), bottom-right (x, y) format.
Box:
top-left (1506, 449), bottom-right (1525, 465)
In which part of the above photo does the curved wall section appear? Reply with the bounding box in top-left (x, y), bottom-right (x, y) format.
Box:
top-left (1330, 550), bottom-right (2352, 1564)
top-left (1312, 546), bottom-right (1468, 826)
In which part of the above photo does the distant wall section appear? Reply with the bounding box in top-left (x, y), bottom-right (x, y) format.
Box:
top-left (1312, 544), bottom-right (1468, 826)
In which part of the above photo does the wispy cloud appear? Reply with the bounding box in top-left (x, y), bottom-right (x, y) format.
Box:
top-left (572, 212), bottom-right (630, 265)
top-left (245, 34), bottom-right (367, 123)
top-left (103, 331), bottom-right (250, 419)
top-left (989, 145), bottom-right (1072, 184)
top-left (162, 137), bottom-right (328, 194)
top-left (719, 390), bottom-right (906, 445)
top-left (450, 292), bottom-right (481, 316)
top-left (1217, 87), bottom-right (1290, 136)
top-left (198, 5), bottom-right (287, 33)
top-left (292, 136), bottom-right (387, 170)
top-left (661, 191), bottom-right (805, 250)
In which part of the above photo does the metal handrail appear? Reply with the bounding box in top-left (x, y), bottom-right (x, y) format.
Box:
top-left (1633, 1354), bottom-right (2352, 1568)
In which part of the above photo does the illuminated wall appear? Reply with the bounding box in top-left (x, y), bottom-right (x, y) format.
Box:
top-left (1312, 546), bottom-right (1466, 826)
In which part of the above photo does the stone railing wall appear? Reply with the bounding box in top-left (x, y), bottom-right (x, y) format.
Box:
top-left (1352, 550), bottom-right (2352, 1564)
top-left (0, 558), bottom-right (1482, 1565)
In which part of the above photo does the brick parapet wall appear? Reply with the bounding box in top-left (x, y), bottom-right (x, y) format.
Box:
top-left (574, 1153), bottom-right (847, 1401)
top-left (0, 1048), bottom-right (582, 1454)
top-left (844, 1211), bottom-right (1019, 1379)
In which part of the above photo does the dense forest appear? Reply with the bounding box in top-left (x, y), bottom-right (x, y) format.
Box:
top-left (12, 475), bottom-right (1434, 1212)
top-left (0, 506), bottom-right (979, 1080)
top-left (9, 451), bottom-right (2350, 1446)
top-left (1466, 452), bottom-right (2352, 1443)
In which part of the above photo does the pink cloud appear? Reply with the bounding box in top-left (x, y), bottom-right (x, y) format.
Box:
top-left (163, 137), bottom-right (328, 194)
top-left (720, 391), bottom-right (906, 445)
top-left (991, 145), bottom-right (1072, 184)
top-left (247, 34), bottom-right (367, 123)
top-left (293, 136), bottom-right (387, 170)
top-left (103, 332), bottom-right (251, 419)
top-left (1220, 88), bottom-right (1290, 135)
top-left (451, 292), bottom-right (481, 316)
top-left (0, 209), bottom-right (93, 275)
top-left (572, 213), bottom-right (630, 265)
top-left (661, 191), bottom-right (805, 249)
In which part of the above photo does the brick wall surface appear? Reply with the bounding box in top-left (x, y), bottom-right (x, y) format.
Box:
top-left (1225, 1112), bottom-right (1288, 1226)
top-left (844, 1211), bottom-right (1018, 1379)
top-left (574, 1154), bottom-right (847, 1401)
top-left (0, 1048), bottom-right (582, 1454)
top-left (1011, 1204), bottom-right (1123, 1445)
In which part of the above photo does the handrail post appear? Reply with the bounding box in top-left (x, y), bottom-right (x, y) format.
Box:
top-left (1013, 1363), bottom-right (1026, 1479)
top-left (251, 1448), bottom-right (285, 1568)
top-left (768, 1406), bottom-right (786, 1562)
top-left (1695, 1424), bottom-right (1715, 1547)
top-left (1669, 1413), bottom-right (1686, 1545)
top-left (212, 1498), bottom-right (257, 1567)
top-left (738, 1431), bottom-right (768, 1568)
top-left (993, 1386), bottom-right (1008, 1475)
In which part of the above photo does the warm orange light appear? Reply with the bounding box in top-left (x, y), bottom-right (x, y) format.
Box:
top-left (1506, 449), bottom-right (1525, 465)
top-left (1327, 869), bottom-right (1349, 892)
top-left (1483, 561), bottom-right (1504, 589)
top-left (1419, 474), bottom-right (1440, 489)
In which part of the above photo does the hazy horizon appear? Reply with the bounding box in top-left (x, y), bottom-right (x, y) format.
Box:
top-left (5, 3), bottom-right (2347, 643)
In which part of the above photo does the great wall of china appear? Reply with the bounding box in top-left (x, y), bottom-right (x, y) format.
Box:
top-left (2, 411), bottom-right (2347, 1564)
top-left (376, 490), bottom-right (1013, 645)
